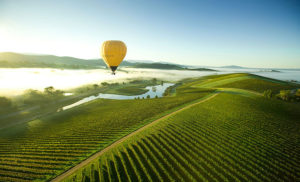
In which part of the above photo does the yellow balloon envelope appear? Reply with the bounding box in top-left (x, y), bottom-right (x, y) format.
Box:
top-left (101, 40), bottom-right (127, 74)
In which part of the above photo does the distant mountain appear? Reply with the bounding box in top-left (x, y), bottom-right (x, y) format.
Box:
top-left (0, 52), bottom-right (214, 71)
top-left (186, 68), bottom-right (216, 71)
top-left (0, 52), bottom-right (102, 69)
top-left (130, 62), bottom-right (215, 71)
top-left (131, 63), bottom-right (184, 70)
top-left (220, 65), bottom-right (246, 69)
top-left (0, 52), bottom-right (135, 69)
top-left (126, 60), bottom-right (155, 64)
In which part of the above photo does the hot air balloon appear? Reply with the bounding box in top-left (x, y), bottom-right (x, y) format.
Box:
top-left (101, 40), bottom-right (127, 75)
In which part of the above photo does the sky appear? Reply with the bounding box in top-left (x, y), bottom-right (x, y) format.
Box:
top-left (0, 0), bottom-right (299, 68)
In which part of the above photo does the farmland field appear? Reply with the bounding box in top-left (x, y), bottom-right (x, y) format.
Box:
top-left (63, 92), bottom-right (300, 182)
top-left (0, 73), bottom-right (299, 182)
top-left (61, 73), bottom-right (299, 182)
top-left (0, 77), bottom-right (215, 182)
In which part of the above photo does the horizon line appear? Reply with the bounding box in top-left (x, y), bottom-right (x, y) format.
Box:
top-left (0, 51), bottom-right (299, 70)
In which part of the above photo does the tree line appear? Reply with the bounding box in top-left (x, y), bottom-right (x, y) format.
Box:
top-left (0, 86), bottom-right (64, 114)
top-left (263, 89), bottom-right (300, 102)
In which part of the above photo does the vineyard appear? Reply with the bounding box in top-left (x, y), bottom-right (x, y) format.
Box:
top-left (0, 73), bottom-right (299, 182)
top-left (0, 78), bottom-right (214, 182)
top-left (64, 92), bottom-right (300, 182)
top-left (193, 73), bottom-right (298, 93)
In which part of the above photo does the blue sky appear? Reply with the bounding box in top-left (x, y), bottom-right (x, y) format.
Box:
top-left (0, 0), bottom-right (299, 68)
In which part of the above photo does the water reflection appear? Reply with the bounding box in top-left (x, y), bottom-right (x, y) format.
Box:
top-left (62, 83), bottom-right (174, 110)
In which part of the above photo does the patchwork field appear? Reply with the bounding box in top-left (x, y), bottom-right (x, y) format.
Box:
top-left (63, 92), bottom-right (300, 182)
top-left (0, 73), bottom-right (299, 182)
top-left (0, 78), bottom-right (214, 181)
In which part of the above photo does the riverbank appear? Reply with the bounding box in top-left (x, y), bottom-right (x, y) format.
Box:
top-left (0, 79), bottom-right (172, 129)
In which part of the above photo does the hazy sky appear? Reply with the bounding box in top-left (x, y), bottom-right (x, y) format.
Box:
top-left (0, 0), bottom-right (299, 68)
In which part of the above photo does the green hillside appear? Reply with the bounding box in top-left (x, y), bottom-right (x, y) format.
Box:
top-left (194, 73), bottom-right (298, 93)
top-left (0, 73), bottom-right (299, 182)
top-left (0, 79), bottom-right (215, 181)
top-left (64, 92), bottom-right (299, 182)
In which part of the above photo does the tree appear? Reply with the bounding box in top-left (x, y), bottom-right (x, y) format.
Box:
top-left (152, 78), bottom-right (157, 84)
top-left (0, 97), bottom-right (12, 109)
top-left (44, 86), bottom-right (55, 95)
top-left (23, 86), bottom-right (64, 106)
top-left (296, 89), bottom-right (300, 97)
top-left (101, 82), bottom-right (109, 86)
top-left (93, 84), bottom-right (99, 89)
top-left (23, 89), bottom-right (45, 105)
top-left (277, 90), bottom-right (291, 101)
top-left (263, 90), bottom-right (273, 99)
top-left (44, 86), bottom-right (64, 101)
top-left (146, 95), bottom-right (150, 99)
top-left (295, 89), bottom-right (300, 102)
top-left (155, 95), bottom-right (158, 99)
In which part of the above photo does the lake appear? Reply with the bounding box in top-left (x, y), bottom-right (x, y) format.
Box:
top-left (62, 83), bottom-right (174, 110)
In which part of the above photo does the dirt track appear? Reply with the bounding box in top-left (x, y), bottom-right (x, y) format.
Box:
top-left (51, 93), bottom-right (219, 182)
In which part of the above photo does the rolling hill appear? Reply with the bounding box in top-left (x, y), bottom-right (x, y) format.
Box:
top-left (0, 52), bottom-right (214, 71)
top-left (0, 73), bottom-right (299, 181)
top-left (0, 52), bottom-right (103, 69)
top-left (219, 65), bottom-right (246, 69)
top-left (131, 62), bottom-right (215, 71)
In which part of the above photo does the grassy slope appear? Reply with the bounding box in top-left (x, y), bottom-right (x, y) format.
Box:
top-left (105, 86), bottom-right (147, 95)
top-left (62, 73), bottom-right (299, 181)
top-left (0, 80), bottom-right (214, 182)
top-left (64, 93), bottom-right (299, 182)
top-left (99, 83), bottom-right (151, 96)
top-left (0, 80), bottom-right (156, 129)
top-left (1, 73), bottom-right (299, 181)
top-left (194, 73), bottom-right (298, 93)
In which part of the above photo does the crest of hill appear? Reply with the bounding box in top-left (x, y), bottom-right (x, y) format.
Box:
top-left (0, 52), bottom-right (139, 69)
top-left (131, 62), bottom-right (215, 71)
top-left (0, 52), bottom-right (103, 69)
top-left (0, 52), bottom-right (214, 71)
top-left (220, 65), bottom-right (246, 69)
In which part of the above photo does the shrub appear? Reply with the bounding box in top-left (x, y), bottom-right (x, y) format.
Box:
top-left (0, 97), bottom-right (14, 113)
top-left (263, 90), bottom-right (273, 99)
top-left (276, 90), bottom-right (292, 101)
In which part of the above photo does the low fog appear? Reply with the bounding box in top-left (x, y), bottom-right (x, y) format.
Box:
top-left (0, 68), bottom-right (219, 96)
top-left (1, 67), bottom-right (299, 96)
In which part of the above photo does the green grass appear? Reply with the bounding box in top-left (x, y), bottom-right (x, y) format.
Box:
top-left (103, 86), bottom-right (148, 95)
top-left (1, 73), bottom-right (299, 182)
top-left (194, 73), bottom-right (298, 93)
top-left (218, 77), bottom-right (298, 93)
top-left (64, 92), bottom-right (300, 182)
top-left (0, 79), bottom-right (158, 129)
top-left (0, 80), bottom-right (214, 182)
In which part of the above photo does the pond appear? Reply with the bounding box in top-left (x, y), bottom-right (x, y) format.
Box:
top-left (61, 83), bottom-right (174, 110)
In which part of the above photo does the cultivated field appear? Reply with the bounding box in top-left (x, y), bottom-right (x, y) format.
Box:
top-left (0, 78), bottom-right (214, 181)
top-left (0, 73), bottom-right (299, 182)
top-left (63, 90), bottom-right (300, 182)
